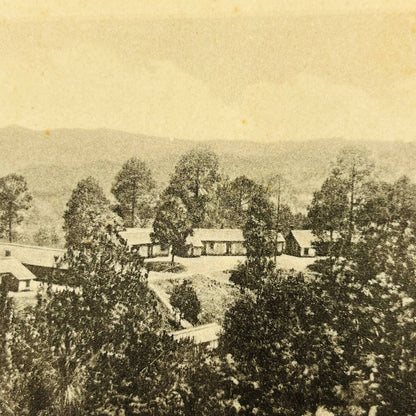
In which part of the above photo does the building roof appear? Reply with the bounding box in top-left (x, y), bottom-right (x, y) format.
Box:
top-left (171, 323), bottom-right (221, 345)
top-left (122, 227), bottom-right (285, 248)
top-left (0, 257), bottom-right (36, 281)
top-left (289, 230), bottom-right (315, 248)
top-left (0, 243), bottom-right (65, 268)
top-left (119, 228), bottom-right (153, 246)
top-left (289, 229), bottom-right (340, 248)
top-left (193, 228), bottom-right (245, 242)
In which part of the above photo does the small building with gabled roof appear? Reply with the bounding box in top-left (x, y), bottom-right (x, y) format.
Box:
top-left (119, 228), bottom-right (169, 258)
top-left (189, 228), bottom-right (246, 256)
top-left (285, 229), bottom-right (316, 257)
top-left (0, 256), bottom-right (36, 291)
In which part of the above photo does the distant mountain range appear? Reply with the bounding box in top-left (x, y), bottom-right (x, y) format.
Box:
top-left (1, 126), bottom-right (416, 244)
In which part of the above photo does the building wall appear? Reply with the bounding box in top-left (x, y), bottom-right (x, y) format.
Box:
top-left (152, 244), bottom-right (169, 257)
top-left (186, 245), bottom-right (203, 257)
top-left (18, 279), bottom-right (32, 292)
top-left (204, 241), bottom-right (227, 255)
top-left (301, 247), bottom-right (316, 257)
top-left (132, 244), bottom-right (150, 257)
top-left (276, 241), bottom-right (284, 255)
top-left (230, 242), bottom-right (246, 255)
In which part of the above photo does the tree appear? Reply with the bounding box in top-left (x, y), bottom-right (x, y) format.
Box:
top-left (33, 226), bottom-right (61, 247)
top-left (169, 280), bottom-right (201, 324)
top-left (63, 176), bottom-right (116, 251)
top-left (222, 271), bottom-right (346, 415)
top-left (307, 172), bottom-right (349, 253)
top-left (307, 176), bottom-right (416, 415)
top-left (167, 148), bottom-right (220, 227)
top-left (331, 147), bottom-right (373, 242)
top-left (0, 174), bottom-right (32, 242)
top-left (217, 176), bottom-right (265, 228)
top-left (230, 193), bottom-right (276, 290)
top-left (0, 225), bottom-right (240, 415)
top-left (151, 195), bottom-right (193, 263)
top-left (111, 158), bottom-right (156, 227)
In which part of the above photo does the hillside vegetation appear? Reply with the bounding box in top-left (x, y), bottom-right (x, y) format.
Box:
top-left (1, 126), bottom-right (415, 245)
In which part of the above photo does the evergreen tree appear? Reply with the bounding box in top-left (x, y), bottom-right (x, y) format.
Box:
top-left (167, 148), bottom-right (220, 227)
top-left (0, 174), bottom-right (32, 242)
top-left (230, 193), bottom-right (276, 290)
top-left (151, 195), bottom-right (193, 263)
top-left (217, 176), bottom-right (264, 228)
top-left (111, 158), bottom-right (156, 227)
top-left (63, 176), bottom-right (116, 251)
top-left (170, 280), bottom-right (201, 324)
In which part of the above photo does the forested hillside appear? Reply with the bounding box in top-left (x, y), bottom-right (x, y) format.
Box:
top-left (1, 126), bottom-right (416, 244)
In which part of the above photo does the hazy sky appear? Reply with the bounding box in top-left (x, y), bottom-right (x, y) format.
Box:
top-left (1, 1), bottom-right (416, 142)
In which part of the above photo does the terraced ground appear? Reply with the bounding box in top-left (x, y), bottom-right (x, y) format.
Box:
top-left (152, 274), bottom-right (240, 325)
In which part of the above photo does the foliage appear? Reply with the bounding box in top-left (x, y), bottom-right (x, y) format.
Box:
top-left (169, 280), bottom-right (201, 325)
top-left (152, 195), bottom-right (193, 263)
top-left (145, 260), bottom-right (186, 273)
top-left (166, 148), bottom-right (220, 227)
top-left (63, 176), bottom-right (117, 251)
top-left (307, 172), bottom-right (348, 238)
top-left (307, 176), bottom-right (416, 415)
top-left (33, 226), bottom-right (61, 247)
top-left (0, 174), bottom-right (32, 242)
top-left (217, 175), bottom-right (265, 228)
top-left (331, 147), bottom-right (374, 241)
top-left (222, 270), bottom-right (346, 416)
top-left (230, 193), bottom-right (277, 290)
top-left (111, 157), bottom-right (156, 227)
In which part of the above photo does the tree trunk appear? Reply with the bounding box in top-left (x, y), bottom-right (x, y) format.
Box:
top-left (171, 252), bottom-right (175, 264)
top-left (8, 204), bottom-right (12, 243)
top-left (348, 164), bottom-right (356, 244)
top-left (131, 181), bottom-right (136, 228)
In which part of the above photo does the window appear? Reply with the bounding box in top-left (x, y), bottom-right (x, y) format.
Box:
top-left (304, 248), bottom-right (309, 255)
top-left (210, 242), bottom-right (215, 250)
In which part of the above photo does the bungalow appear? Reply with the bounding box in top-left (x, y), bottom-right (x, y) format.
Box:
top-left (0, 256), bottom-right (36, 291)
top-left (119, 228), bottom-right (169, 258)
top-left (185, 228), bottom-right (286, 257)
top-left (187, 228), bottom-right (247, 256)
top-left (171, 322), bottom-right (222, 349)
top-left (285, 229), bottom-right (317, 257)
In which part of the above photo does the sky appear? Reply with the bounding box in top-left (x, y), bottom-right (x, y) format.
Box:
top-left (1, 1), bottom-right (416, 142)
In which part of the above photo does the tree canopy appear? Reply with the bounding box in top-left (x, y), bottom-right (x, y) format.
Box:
top-left (111, 158), bottom-right (156, 227)
top-left (0, 174), bottom-right (32, 242)
top-left (166, 148), bottom-right (220, 227)
top-left (151, 195), bottom-right (193, 263)
top-left (63, 176), bottom-right (116, 251)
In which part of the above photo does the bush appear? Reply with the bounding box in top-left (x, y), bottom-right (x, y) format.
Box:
top-left (146, 260), bottom-right (186, 273)
top-left (169, 280), bottom-right (201, 324)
